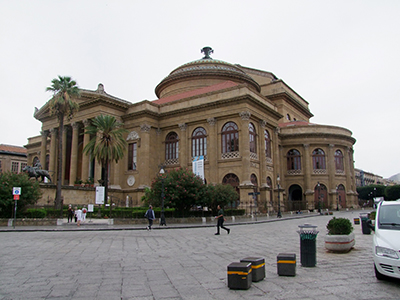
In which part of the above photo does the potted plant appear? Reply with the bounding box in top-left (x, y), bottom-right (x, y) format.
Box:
top-left (74, 179), bottom-right (83, 187)
top-left (324, 217), bottom-right (355, 252)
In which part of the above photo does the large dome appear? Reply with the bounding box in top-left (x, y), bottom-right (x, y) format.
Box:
top-left (155, 47), bottom-right (261, 98)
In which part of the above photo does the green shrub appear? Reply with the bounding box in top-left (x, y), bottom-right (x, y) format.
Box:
top-left (326, 217), bottom-right (353, 235)
top-left (24, 208), bottom-right (47, 218)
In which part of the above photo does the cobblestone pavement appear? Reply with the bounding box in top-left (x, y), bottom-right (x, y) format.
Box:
top-left (0, 210), bottom-right (399, 300)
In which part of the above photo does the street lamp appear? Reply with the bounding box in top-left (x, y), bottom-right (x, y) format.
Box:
top-left (159, 166), bottom-right (167, 226)
top-left (336, 185), bottom-right (339, 211)
top-left (277, 175), bottom-right (282, 218)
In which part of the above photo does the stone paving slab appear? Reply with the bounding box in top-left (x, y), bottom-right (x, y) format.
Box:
top-left (0, 210), bottom-right (399, 300)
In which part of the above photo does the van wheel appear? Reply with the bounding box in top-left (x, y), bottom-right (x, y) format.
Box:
top-left (374, 264), bottom-right (386, 280)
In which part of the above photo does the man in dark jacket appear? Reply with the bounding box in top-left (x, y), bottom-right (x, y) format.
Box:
top-left (215, 205), bottom-right (230, 235)
top-left (145, 205), bottom-right (155, 230)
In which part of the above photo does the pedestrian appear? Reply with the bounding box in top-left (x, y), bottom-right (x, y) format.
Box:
top-left (75, 207), bottom-right (83, 227)
top-left (215, 205), bottom-right (230, 235)
top-left (145, 205), bottom-right (155, 230)
top-left (82, 206), bottom-right (87, 223)
top-left (67, 205), bottom-right (74, 223)
top-left (74, 206), bottom-right (78, 222)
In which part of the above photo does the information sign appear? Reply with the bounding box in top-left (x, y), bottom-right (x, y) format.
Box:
top-left (95, 186), bottom-right (105, 204)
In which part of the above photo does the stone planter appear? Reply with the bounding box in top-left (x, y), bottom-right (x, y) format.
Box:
top-left (324, 232), bottom-right (355, 253)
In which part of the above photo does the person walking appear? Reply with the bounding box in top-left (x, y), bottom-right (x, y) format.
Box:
top-left (215, 205), bottom-right (230, 235)
top-left (67, 205), bottom-right (74, 223)
top-left (81, 206), bottom-right (87, 223)
top-left (75, 207), bottom-right (83, 227)
top-left (145, 205), bottom-right (155, 230)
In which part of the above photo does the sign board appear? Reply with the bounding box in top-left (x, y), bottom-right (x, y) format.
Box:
top-left (95, 186), bottom-right (105, 204)
top-left (88, 204), bottom-right (94, 212)
top-left (13, 187), bottom-right (21, 195)
top-left (13, 195), bottom-right (19, 200)
top-left (192, 156), bottom-right (205, 182)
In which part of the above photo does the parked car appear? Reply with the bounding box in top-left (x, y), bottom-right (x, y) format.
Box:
top-left (371, 200), bottom-right (400, 280)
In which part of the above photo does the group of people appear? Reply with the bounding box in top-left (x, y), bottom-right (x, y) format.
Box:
top-left (67, 205), bottom-right (88, 227)
top-left (144, 204), bottom-right (230, 235)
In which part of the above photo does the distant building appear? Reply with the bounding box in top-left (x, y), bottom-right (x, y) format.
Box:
top-left (26, 47), bottom-right (358, 211)
top-left (354, 168), bottom-right (396, 187)
top-left (0, 144), bottom-right (27, 174)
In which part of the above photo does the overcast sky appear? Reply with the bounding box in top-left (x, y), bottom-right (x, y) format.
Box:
top-left (1, 0), bottom-right (399, 178)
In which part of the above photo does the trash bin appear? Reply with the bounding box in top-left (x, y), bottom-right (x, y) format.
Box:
top-left (360, 213), bottom-right (371, 235)
top-left (297, 224), bottom-right (319, 267)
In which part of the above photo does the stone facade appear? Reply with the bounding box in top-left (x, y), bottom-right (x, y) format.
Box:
top-left (25, 47), bottom-right (358, 211)
top-left (0, 144), bottom-right (27, 174)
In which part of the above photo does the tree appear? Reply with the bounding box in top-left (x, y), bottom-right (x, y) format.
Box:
top-left (145, 168), bottom-right (206, 216)
top-left (46, 76), bottom-right (80, 215)
top-left (0, 172), bottom-right (42, 218)
top-left (83, 114), bottom-right (127, 204)
top-left (207, 183), bottom-right (239, 211)
top-left (385, 185), bottom-right (400, 200)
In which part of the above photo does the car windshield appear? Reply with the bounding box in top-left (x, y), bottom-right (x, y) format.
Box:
top-left (378, 205), bottom-right (400, 230)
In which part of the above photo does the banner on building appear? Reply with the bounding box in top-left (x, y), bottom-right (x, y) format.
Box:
top-left (192, 156), bottom-right (205, 182)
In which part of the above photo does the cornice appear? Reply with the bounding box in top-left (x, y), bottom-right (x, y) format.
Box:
top-left (267, 91), bottom-right (313, 118)
top-left (155, 69), bottom-right (261, 97)
top-left (280, 132), bottom-right (356, 145)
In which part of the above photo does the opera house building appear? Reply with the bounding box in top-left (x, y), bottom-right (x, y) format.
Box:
top-left (25, 47), bottom-right (358, 213)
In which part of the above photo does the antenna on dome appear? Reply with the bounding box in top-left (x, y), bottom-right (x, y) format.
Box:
top-left (201, 46), bottom-right (213, 59)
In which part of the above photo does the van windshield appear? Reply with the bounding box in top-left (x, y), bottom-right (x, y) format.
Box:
top-left (378, 205), bottom-right (400, 230)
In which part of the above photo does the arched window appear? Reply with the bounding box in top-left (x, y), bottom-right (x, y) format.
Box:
top-left (223, 173), bottom-right (240, 208)
top-left (251, 173), bottom-right (258, 187)
top-left (286, 114), bottom-right (291, 120)
top-left (221, 122), bottom-right (239, 153)
top-left (264, 130), bottom-right (271, 158)
top-left (249, 123), bottom-right (256, 153)
top-left (287, 149), bottom-right (301, 170)
top-left (335, 150), bottom-right (344, 172)
top-left (192, 127), bottom-right (207, 157)
top-left (312, 148), bottom-right (326, 170)
top-left (165, 132), bottom-right (179, 160)
top-left (33, 156), bottom-right (39, 167)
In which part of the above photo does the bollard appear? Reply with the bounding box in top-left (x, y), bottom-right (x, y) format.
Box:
top-left (227, 262), bottom-right (252, 290)
top-left (240, 257), bottom-right (265, 282)
top-left (277, 253), bottom-right (296, 276)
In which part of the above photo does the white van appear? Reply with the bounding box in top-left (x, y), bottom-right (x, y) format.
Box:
top-left (372, 200), bottom-right (400, 280)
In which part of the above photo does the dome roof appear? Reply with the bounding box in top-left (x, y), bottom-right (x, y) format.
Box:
top-left (155, 47), bottom-right (261, 98)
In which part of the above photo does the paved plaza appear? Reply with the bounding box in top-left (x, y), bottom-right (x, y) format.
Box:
top-left (0, 210), bottom-right (399, 300)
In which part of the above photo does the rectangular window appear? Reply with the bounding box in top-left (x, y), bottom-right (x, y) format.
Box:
top-left (20, 163), bottom-right (27, 173)
top-left (128, 143), bottom-right (137, 170)
top-left (11, 162), bottom-right (19, 173)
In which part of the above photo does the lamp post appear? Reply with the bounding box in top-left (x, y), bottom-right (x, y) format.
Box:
top-left (277, 175), bottom-right (282, 218)
top-left (159, 166), bottom-right (167, 226)
top-left (336, 185), bottom-right (339, 211)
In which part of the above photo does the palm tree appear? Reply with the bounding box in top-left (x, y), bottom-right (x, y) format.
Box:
top-left (46, 76), bottom-right (80, 214)
top-left (83, 114), bottom-right (127, 204)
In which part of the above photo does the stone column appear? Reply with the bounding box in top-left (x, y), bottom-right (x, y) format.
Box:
top-left (178, 123), bottom-right (187, 167)
top-left (69, 122), bottom-right (80, 186)
top-left (40, 130), bottom-right (48, 169)
top-left (49, 128), bottom-right (57, 182)
top-left (81, 119), bottom-right (91, 183)
top-left (239, 111), bottom-right (251, 184)
top-left (327, 144), bottom-right (335, 209)
top-left (139, 124), bottom-right (151, 186)
top-left (303, 144), bottom-right (313, 209)
top-left (207, 117), bottom-right (218, 184)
